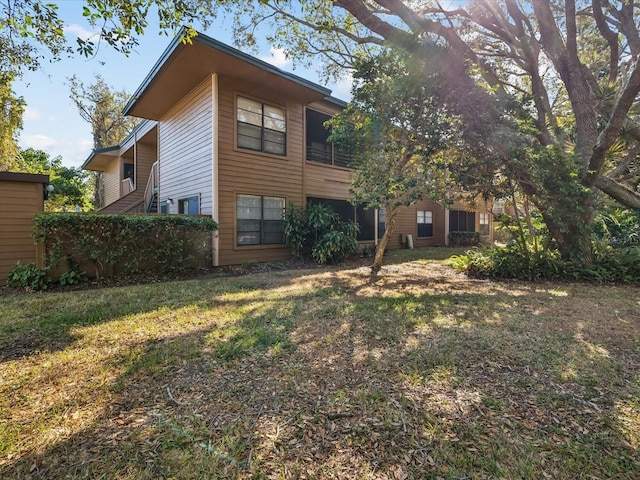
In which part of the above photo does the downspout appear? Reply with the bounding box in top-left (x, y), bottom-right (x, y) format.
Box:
top-left (211, 73), bottom-right (220, 266)
top-left (444, 205), bottom-right (450, 246)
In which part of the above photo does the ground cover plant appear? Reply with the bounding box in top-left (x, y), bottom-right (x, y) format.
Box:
top-left (0, 248), bottom-right (638, 479)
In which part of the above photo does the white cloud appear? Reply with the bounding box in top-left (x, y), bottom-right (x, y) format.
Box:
top-left (20, 135), bottom-right (94, 168)
top-left (23, 107), bottom-right (58, 122)
top-left (65, 24), bottom-right (99, 42)
top-left (23, 107), bottom-right (44, 121)
top-left (329, 73), bottom-right (353, 101)
top-left (260, 47), bottom-right (291, 68)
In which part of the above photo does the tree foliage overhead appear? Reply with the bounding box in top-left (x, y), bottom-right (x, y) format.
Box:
top-left (0, 0), bottom-right (214, 78)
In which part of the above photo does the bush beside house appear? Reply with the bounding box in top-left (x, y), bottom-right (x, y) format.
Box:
top-left (34, 213), bottom-right (218, 282)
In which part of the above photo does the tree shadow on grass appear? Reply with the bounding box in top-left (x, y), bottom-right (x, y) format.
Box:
top-left (0, 276), bottom-right (285, 363)
top-left (2, 271), bottom-right (639, 479)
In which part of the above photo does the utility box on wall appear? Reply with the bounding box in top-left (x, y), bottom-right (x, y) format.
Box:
top-left (0, 172), bottom-right (49, 286)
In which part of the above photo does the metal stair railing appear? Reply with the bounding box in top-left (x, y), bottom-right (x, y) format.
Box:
top-left (143, 161), bottom-right (159, 213)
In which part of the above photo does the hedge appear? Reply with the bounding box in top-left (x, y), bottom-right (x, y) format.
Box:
top-left (34, 213), bottom-right (218, 280)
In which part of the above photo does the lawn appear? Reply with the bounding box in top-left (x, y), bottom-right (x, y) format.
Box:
top-left (1, 248), bottom-right (638, 479)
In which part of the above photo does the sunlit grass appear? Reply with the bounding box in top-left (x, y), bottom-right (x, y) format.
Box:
top-left (0, 247), bottom-right (638, 478)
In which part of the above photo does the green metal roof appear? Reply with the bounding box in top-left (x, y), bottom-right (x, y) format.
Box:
top-left (81, 119), bottom-right (155, 170)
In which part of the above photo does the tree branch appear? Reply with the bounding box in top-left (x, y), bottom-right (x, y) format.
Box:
top-left (589, 55), bottom-right (640, 182)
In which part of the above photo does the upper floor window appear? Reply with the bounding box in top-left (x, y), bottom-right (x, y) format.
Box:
top-left (417, 210), bottom-right (433, 237)
top-left (123, 162), bottom-right (134, 181)
top-left (306, 109), bottom-right (352, 168)
top-left (237, 97), bottom-right (286, 156)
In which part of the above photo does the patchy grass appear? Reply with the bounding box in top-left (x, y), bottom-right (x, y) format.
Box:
top-left (1, 247), bottom-right (639, 479)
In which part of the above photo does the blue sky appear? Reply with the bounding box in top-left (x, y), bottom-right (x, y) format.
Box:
top-left (14, 2), bottom-right (352, 168)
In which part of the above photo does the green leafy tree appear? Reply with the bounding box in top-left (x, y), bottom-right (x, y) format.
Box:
top-left (69, 74), bottom-right (138, 208)
top-left (0, 73), bottom-right (25, 171)
top-left (329, 49), bottom-right (455, 274)
top-left (20, 148), bottom-right (93, 211)
top-left (0, 1), bottom-right (211, 79)
top-left (69, 74), bottom-right (138, 149)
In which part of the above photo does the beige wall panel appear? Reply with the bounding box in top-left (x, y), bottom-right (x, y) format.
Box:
top-left (383, 201), bottom-right (447, 250)
top-left (136, 140), bottom-right (156, 192)
top-left (159, 77), bottom-right (214, 215)
top-left (103, 160), bottom-right (121, 207)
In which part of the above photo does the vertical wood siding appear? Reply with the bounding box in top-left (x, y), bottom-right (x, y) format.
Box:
top-left (158, 77), bottom-right (214, 215)
top-left (0, 181), bottom-right (43, 285)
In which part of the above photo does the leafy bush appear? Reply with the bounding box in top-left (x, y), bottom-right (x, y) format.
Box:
top-left (593, 208), bottom-right (640, 248)
top-left (448, 231), bottom-right (480, 247)
top-left (35, 213), bottom-right (218, 279)
top-left (452, 245), bottom-right (640, 283)
top-left (59, 270), bottom-right (87, 286)
top-left (6, 262), bottom-right (51, 291)
top-left (283, 203), bottom-right (358, 264)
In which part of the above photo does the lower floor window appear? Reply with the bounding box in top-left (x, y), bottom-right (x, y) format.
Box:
top-left (479, 212), bottom-right (490, 235)
top-left (417, 210), bottom-right (433, 237)
top-left (449, 210), bottom-right (476, 232)
top-left (237, 194), bottom-right (285, 245)
top-left (178, 196), bottom-right (200, 215)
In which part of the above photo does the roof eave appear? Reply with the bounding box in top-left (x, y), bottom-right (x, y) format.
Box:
top-left (123, 28), bottom-right (332, 118)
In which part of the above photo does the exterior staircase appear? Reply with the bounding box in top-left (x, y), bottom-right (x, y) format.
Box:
top-left (143, 162), bottom-right (159, 214)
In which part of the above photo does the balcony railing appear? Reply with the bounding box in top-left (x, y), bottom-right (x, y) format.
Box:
top-left (121, 177), bottom-right (134, 196)
top-left (306, 145), bottom-right (352, 169)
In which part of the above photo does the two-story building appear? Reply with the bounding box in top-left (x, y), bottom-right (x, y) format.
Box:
top-left (83, 29), bottom-right (493, 266)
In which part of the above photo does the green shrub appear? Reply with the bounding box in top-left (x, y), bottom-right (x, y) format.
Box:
top-left (34, 213), bottom-right (218, 279)
top-left (452, 245), bottom-right (640, 283)
top-left (6, 262), bottom-right (51, 291)
top-left (593, 209), bottom-right (640, 248)
top-left (448, 231), bottom-right (480, 247)
top-left (284, 203), bottom-right (358, 264)
top-left (59, 269), bottom-right (87, 286)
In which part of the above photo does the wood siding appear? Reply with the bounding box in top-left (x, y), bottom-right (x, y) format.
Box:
top-left (103, 160), bottom-right (121, 207)
top-left (386, 201), bottom-right (448, 249)
top-left (304, 162), bottom-right (353, 200)
top-left (158, 77), bottom-right (214, 216)
top-left (216, 87), bottom-right (305, 265)
top-left (0, 180), bottom-right (44, 285)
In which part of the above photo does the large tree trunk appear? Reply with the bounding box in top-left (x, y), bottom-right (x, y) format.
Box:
top-left (534, 187), bottom-right (596, 264)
